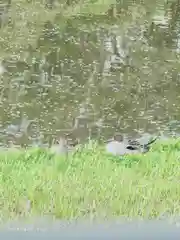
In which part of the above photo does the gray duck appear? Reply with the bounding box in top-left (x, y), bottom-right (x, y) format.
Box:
top-left (106, 134), bottom-right (157, 156)
top-left (50, 135), bottom-right (79, 156)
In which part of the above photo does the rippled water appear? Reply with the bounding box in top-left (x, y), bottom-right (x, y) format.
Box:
top-left (1, 1), bottom-right (180, 147)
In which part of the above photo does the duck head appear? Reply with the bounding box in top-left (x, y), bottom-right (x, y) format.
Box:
top-left (106, 133), bottom-right (124, 143)
top-left (113, 133), bottom-right (124, 142)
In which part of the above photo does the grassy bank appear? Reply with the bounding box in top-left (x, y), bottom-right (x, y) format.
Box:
top-left (1, 138), bottom-right (180, 221)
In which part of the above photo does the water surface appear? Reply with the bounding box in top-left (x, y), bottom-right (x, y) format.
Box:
top-left (0, 1), bottom-right (180, 147)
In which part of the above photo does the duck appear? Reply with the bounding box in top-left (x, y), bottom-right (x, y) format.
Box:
top-left (105, 133), bottom-right (158, 156)
top-left (50, 135), bottom-right (79, 156)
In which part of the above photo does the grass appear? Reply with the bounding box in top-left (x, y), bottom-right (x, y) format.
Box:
top-left (0, 138), bottom-right (180, 222)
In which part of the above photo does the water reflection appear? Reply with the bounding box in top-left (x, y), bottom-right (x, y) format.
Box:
top-left (1, 1), bottom-right (180, 147)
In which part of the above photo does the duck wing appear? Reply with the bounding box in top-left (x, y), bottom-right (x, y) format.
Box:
top-left (126, 144), bottom-right (140, 150)
top-left (127, 139), bottom-right (141, 150)
top-left (145, 136), bottom-right (158, 146)
top-left (127, 136), bottom-right (158, 152)
top-left (140, 136), bottom-right (158, 153)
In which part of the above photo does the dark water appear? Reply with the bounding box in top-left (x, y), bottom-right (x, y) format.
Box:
top-left (1, 0), bottom-right (180, 147)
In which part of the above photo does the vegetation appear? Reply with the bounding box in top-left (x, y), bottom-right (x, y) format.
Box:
top-left (1, 138), bottom-right (180, 221)
top-left (0, 0), bottom-right (180, 223)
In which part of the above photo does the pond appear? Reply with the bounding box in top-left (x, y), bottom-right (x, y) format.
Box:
top-left (0, 0), bottom-right (180, 148)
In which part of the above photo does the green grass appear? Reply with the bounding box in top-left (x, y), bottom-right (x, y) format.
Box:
top-left (1, 138), bottom-right (180, 221)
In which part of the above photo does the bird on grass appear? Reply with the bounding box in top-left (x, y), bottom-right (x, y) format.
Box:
top-left (105, 133), bottom-right (158, 156)
top-left (50, 135), bottom-right (79, 156)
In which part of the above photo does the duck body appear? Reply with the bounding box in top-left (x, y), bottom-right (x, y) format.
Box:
top-left (50, 135), bottom-right (79, 156)
top-left (50, 143), bottom-right (69, 155)
top-left (50, 137), bottom-right (71, 156)
top-left (106, 140), bottom-right (141, 156)
top-left (105, 134), bottom-right (158, 156)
